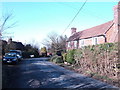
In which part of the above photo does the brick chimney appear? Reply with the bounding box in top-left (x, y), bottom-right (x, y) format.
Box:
top-left (71, 27), bottom-right (77, 35)
top-left (112, 2), bottom-right (120, 42)
top-left (113, 2), bottom-right (120, 31)
top-left (8, 38), bottom-right (12, 44)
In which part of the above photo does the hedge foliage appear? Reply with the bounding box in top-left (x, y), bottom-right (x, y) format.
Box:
top-left (66, 49), bottom-right (76, 64)
top-left (65, 42), bottom-right (119, 87)
top-left (62, 42), bottom-right (118, 65)
top-left (50, 55), bottom-right (63, 63)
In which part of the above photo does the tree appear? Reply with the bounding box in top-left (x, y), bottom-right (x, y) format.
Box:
top-left (23, 44), bottom-right (40, 58)
top-left (42, 32), bottom-right (67, 55)
top-left (0, 12), bottom-right (17, 38)
top-left (40, 47), bottom-right (47, 57)
top-left (0, 12), bottom-right (17, 58)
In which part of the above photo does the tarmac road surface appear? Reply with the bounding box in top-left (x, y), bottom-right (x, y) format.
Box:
top-left (2, 58), bottom-right (119, 89)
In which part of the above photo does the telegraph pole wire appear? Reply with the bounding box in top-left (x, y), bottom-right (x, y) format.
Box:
top-left (61, 0), bottom-right (88, 35)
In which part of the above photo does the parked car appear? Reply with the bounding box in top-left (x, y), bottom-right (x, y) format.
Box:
top-left (9, 50), bottom-right (22, 60)
top-left (2, 53), bottom-right (19, 64)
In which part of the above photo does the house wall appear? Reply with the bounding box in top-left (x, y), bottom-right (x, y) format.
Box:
top-left (66, 41), bottom-right (73, 50)
top-left (103, 2), bottom-right (119, 43)
top-left (79, 36), bottom-right (105, 48)
top-left (67, 41), bottom-right (78, 50)
top-left (67, 36), bottom-right (106, 50)
top-left (97, 36), bottom-right (106, 44)
top-left (106, 24), bottom-right (117, 43)
top-left (84, 38), bottom-right (92, 45)
top-left (106, 2), bottom-right (120, 43)
top-left (105, 3), bottom-right (119, 43)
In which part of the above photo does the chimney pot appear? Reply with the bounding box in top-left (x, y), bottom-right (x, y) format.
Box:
top-left (71, 27), bottom-right (77, 35)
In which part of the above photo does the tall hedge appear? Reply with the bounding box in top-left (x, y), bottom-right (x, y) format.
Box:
top-left (66, 49), bottom-right (75, 64)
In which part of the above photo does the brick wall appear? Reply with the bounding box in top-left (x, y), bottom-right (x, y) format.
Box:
top-left (106, 24), bottom-right (116, 42)
top-left (78, 36), bottom-right (105, 48)
top-left (97, 36), bottom-right (106, 44)
top-left (67, 36), bottom-right (106, 50)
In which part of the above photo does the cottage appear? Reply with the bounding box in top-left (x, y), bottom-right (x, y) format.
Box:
top-left (67, 2), bottom-right (120, 50)
top-left (7, 38), bottom-right (24, 50)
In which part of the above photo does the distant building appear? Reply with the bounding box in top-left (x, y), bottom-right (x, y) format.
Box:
top-left (1, 38), bottom-right (24, 55)
top-left (7, 38), bottom-right (24, 51)
top-left (66, 2), bottom-right (119, 50)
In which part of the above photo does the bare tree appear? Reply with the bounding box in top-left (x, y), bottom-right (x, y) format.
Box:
top-left (42, 32), bottom-right (67, 54)
top-left (29, 39), bottom-right (40, 49)
top-left (0, 12), bottom-right (17, 58)
top-left (0, 12), bottom-right (17, 39)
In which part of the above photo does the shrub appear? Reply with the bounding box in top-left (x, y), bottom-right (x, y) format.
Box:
top-left (62, 53), bottom-right (67, 62)
top-left (50, 55), bottom-right (58, 61)
top-left (50, 55), bottom-right (63, 63)
top-left (74, 49), bottom-right (83, 59)
top-left (66, 49), bottom-right (75, 64)
top-left (90, 45), bottom-right (95, 51)
top-left (54, 56), bottom-right (63, 63)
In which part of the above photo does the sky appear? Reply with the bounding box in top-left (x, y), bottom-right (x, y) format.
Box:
top-left (1, 1), bottom-right (118, 48)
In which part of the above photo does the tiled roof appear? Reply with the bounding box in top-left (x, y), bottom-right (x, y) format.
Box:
top-left (67, 20), bottom-right (114, 41)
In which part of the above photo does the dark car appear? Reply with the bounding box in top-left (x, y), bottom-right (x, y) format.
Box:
top-left (2, 53), bottom-right (19, 64)
top-left (9, 50), bottom-right (22, 60)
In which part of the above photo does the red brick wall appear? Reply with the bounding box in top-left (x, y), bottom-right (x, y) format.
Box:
top-left (97, 36), bottom-right (106, 44)
top-left (106, 2), bottom-right (120, 43)
top-left (84, 38), bottom-right (92, 46)
top-left (67, 36), bottom-right (106, 50)
top-left (78, 36), bottom-right (105, 48)
top-left (106, 24), bottom-right (117, 43)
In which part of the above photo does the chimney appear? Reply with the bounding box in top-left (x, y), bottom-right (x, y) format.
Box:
top-left (71, 27), bottom-right (77, 35)
top-left (112, 2), bottom-right (120, 42)
top-left (113, 2), bottom-right (120, 31)
top-left (8, 38), bottom-right (12, 44)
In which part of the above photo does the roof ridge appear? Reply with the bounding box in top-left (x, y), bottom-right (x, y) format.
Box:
top-left (104, 20), bottom-right (114, 34)
top-left (78, 20), bottom-right (113, 34)
top-left (67, 20), bottom-right (114, 41)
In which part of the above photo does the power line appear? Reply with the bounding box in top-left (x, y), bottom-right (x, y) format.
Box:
top-left (61, 0), bottom-right (88, 35)
top-left (54, 0), bottom-right (88, 49)
top-left (58, 2), bottom-right (114, 23)
top-left (57, 2), bottom-right (110, 22)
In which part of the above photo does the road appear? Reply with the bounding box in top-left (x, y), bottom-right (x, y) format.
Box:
top-left (2, 58), bottom-right (119, 89)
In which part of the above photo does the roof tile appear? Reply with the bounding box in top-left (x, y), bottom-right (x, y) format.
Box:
top-left (67, 20), bottom-right (114, 41)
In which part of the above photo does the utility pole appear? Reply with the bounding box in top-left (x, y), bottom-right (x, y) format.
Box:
top-left (0, 33), bottom-right (2, 59)
top-left (118, 1), bottom-right (120, 86)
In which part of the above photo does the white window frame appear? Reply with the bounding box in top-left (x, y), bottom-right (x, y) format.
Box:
top-left (92, 37), bottom-right (98, 45)
top-left (68, 42), bottom-right (71, 47)
top-left (79, 39), bottom-right (84, 48)
top-left (74, 41), bottom-right (77, 48)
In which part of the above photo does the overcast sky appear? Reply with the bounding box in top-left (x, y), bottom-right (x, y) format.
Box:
top-left (1, 1), bottom-right (118, 48)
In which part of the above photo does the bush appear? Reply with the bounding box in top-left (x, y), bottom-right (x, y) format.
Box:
top-left (50, 55), bottom-right (58, 61)
top-left (74, 49), bottom-right (83, 60)
top-left (66, 49), bottom-right (75, 64)
top-left (62, 53), bottom-right (67, 62)
top-left (50, 55), bottom-right (63, 63)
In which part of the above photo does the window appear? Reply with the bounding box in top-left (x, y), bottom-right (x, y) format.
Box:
top-left (79, 39), bottom-right (84, 47)
top-left (74, 41), bottom-right (77, 48)
top-left (68, 42), bottom-right (71, 47)
top-left (92, 37), bottom-right (97, 45)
